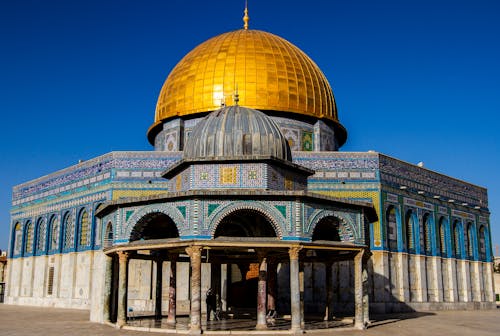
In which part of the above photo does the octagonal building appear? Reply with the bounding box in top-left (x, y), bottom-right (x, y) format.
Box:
top-left (5, 7), bottom-right (495, 334)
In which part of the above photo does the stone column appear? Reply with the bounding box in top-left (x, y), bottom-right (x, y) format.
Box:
top-left (324, 261), bottom-right (334, 321)
top-left (210, 262), bottom-right (222, 319)
top-left (362, 259), bottom-right (370, 325)
top-left (256, 250), bottom-right (268, 329)
top-left (354, 250), bottom-right (365, 330)
top-left (186, 246), bottom-right (203, 334)
top-left (167, 254), bottom-right (178, 326)
top-left (116, 251), bottom-right (129, 328)
top-left (155, 256), bottom-right (163, 320)
top-left (289, 246), bottom-right (303, 333)
top-left (267, 259), bottom-right (277, 315)
top-left (102, 255), bottom-right (114, 323)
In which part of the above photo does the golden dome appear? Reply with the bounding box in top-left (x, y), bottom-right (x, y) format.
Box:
top-left (149, 29), bottom-right (342, 141)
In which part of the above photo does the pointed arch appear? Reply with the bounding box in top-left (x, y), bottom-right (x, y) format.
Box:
top-left (308, 209), bottom-right (358, 243)
top-left (62, 212), bottom-right (75, 250)
top-left (405, 210), bottom-right (416, 253)
top-left (48, 215), bottom-right (60, 253)
top-left (78, 208), bottom-right (90, 249)
top-left (11, 222), bottom-right (22, 257)
top-left (35, 217), bottom-right (47, 255)
top-left (130, 212), bottom-right (180, 242)
top-left (103, 221), bottom-right (114, 248)
top-left (213, 209), bottom-right (278, 238)
top-left (385, 205), bottom-right (399, 251)
top-left (24, 220), bottom-right (34, 255)
top-left (209, 202), bottom-right (284, 239)
top-left (422, 213), bottom-right (433, 255)
top-left (452, 220), bottom-right (462, 258)
top-left (438, 216), bottom-right (448, 257)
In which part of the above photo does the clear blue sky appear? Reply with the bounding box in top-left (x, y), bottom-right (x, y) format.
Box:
top-left (1, 0), bottom-right (499, 254)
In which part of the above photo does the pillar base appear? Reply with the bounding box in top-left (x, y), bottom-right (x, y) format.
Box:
top-left (354, 320), bottom-right (367, 330)
top-left (188, 329), bottom-right (203, 335)
top-left (290, 327), bottom-right (304, 335)
top-left (256, 323), bottom-right (268, 330)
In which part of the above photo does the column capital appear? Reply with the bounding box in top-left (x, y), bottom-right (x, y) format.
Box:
top-left (288, 246), bottom-right (303, 260)
top-left (354, 249), bottom-right (365, 262)
top-left (185, 245), bottom-right (203, 258)
top-left (117, 251), bottom-right (129, 263)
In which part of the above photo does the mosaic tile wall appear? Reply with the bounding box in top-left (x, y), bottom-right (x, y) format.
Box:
top-left (168, 162), bottom-right (307, 192)
top-left (155, 115), bottom-right (339, 153)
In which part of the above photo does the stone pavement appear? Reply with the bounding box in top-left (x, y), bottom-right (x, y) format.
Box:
top-left (0, 304), bottom-right (499, 336)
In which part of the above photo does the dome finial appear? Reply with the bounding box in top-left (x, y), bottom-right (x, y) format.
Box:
top-left (243, 0), bottom-right (249, 30)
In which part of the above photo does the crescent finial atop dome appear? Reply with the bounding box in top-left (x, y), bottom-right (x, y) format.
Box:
top-left (243, 1), bottom-right (249, 30)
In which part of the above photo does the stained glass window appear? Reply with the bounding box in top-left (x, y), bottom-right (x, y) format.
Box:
top-left (24, 221), bottom-right (33, 254)
top-left (63, 213), bottom-right (74, 249)
top-left (79, 210), bottom-right (90, 247)
top-left (466, 223), bottom-right (474, 258)
top-left (478, 226), bottom-right (486, 261)
top-left (36, 218), bottom-right (47, 254)
top-left (405, 211), bottom-right (414, 251)
top-left (386, 206), bottom-right (398, 251)
top-left (49, 216), bottom-right (60, 251)
top-left (13, 222), bottom-right (22, 255)
top-left (453, 221), bottom-right (461, 258)
top-left (423, 215), bottom-right (432, 255)
top-left (439, 218), bottom-right (447, 256)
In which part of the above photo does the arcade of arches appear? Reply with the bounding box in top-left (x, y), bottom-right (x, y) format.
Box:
top-left (103, 210), bottom-right (369, 333)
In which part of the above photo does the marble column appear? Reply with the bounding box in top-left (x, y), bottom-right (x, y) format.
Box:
top-left (256, 250), bottom-right (268, 329)
top-left (116, 251), bottom-right (129, 328)
top-left (324, 261), bottom-right (334, 321)
top-left (155, 256), bottom-right (163, 320)
top-left (267, 259), bottom-right (277, 315)
top-left (102, 255), bottom-right (114, 323)
top-left (167, 254), bottom-right (178, 326)
top-left (210, 262), bottom-right (221, 319)
top-left (186, 245), bottom-right (203, 334)
top-left (354, 250), bottom-right (365, 330)
top-left (289, 246), bottom-right (303, 333)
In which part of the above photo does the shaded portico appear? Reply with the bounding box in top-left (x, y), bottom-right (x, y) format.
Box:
top-left (103, 237), bottom-right (369, 333)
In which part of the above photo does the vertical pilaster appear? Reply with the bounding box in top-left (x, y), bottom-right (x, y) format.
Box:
top-left (116, 251), bottom-right (129, 328)
top-left (186, 245), bottom-right (203, 334)
top-left (289, 246), bottom-right (302, 333)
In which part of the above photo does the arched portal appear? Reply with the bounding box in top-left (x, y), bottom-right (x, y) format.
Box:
top-left (214, 209), bottom-right (277, 238)
top-left (214, 209), bottom-right (276, 310)
top-left (130, 212), bottom-right (179, 242)
top-left (311, 216), bottom-right (341, 242)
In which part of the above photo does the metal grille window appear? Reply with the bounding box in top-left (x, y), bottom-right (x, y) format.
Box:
top-left (47, 267), bottom-right (55, 295)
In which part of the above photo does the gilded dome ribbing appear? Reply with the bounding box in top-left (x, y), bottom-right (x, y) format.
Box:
top-left (149, 29), bottom-right (340, 139)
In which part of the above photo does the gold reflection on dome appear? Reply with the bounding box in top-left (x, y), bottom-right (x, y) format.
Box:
top-left (154, 29), bottom-right (338, 125)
